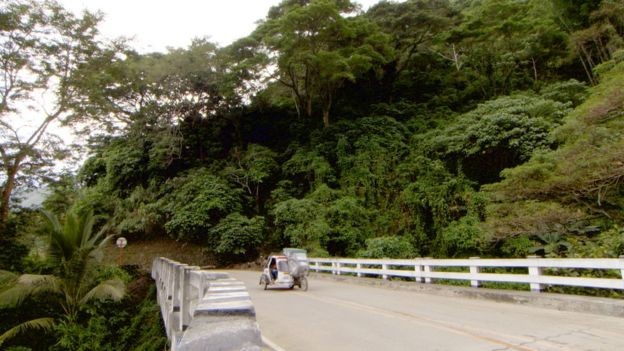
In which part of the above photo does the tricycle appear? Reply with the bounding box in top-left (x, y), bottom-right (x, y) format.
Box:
top-left (259, 248), bottom-right (309, 291)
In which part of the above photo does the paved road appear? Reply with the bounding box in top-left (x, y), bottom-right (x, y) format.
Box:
top-left (229, 270), bottom-right (624, 351)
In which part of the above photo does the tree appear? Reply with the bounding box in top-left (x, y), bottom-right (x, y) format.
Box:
top-left (256, 0), bottom-right (391, 127)
top-left (443, 0), bottom-right (569, 98)
top-left (272, 197), bottom-right (330, 254)
top-left (424, 93), bottom-right (571, 184)
top-left (224, 144), bottom-right (278, 213)
top-left (209, 213), bottom-right (265, 263)
top-left (0, 210), bottom-right (124, 346)
top-left (366, 0), bottom-right (455, 101)
top-left (160, 169), bottom-right (242, 241)
top-left (569, 0), bottom-right (624, 83)
top-left (0, 0), bottom-right (104, 229)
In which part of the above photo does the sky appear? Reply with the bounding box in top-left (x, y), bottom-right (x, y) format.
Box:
top-left (60, 0), bottom-right (384, 52)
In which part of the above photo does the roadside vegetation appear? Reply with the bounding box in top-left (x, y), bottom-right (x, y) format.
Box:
top-left (2, 0), bottom-right (624, 348)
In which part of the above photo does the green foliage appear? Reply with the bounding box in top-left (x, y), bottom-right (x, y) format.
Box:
top-left (436, 216), bottom-right (485, 257)
top-left (224, 144), bottom-right (278, 212)
top-left (334, 116), bottom-right (408, 205)
top-left (568, 226), bottom-right (624, 258)
top-left (0, 219), bottom-right (28, 272)
top-left (358, 236), bottom-right (415, 259)
top-left (0, 0), bottom-right (106, 226)
top-left (529, 232), bottom-right (572, 257)
top-left (325, 196), bottom-right (371, 256)
top-left (446, 0), bottom-right (570, 98)
top-left (26, 0), bottom-right (624, 265)
top-left (0, 210), bottom-right (125, 347)
top-left (118, 286), bottom-right (167, 351)
top-left (539, 79), bottom-right (589, 107)
top-left (112, 185), bottom-right (163, 239)
top-left (425, 94), bottom-right (571, 183)
top-left (487, 58), bottom-right (624, 239)
top-left (499, 235), bottom-right (534, 258)
top-left (102, 140), bottom-right (149, 196)
top-left (273, 198), bottom-right (330, 254)
top-left (52, 284), bottom-right (166, 351)
top-left (569, 0), bottom-right (624, 82)
top-left (19, 0), bottom-right (624, 348)
top-left (209, 214), bottom-right (265, 263)
top-left (283, 147), bottom-right (335, 189)
top-left (256, 0), bottom-right (392, 126)
top-left (53, 315), bottom-right (115, 351)
top-left (391, 155), bottom-right (480, 256)
top-left (161, 169), bottom-right (242, 241)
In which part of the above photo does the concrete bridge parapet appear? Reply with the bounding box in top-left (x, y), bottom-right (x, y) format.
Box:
top-left (151, 257), bottom-right (262, 351)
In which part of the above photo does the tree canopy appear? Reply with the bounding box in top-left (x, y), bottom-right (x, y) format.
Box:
top-left (3, 0), bottom-right (624, 276)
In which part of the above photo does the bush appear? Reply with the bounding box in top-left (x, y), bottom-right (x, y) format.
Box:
top-left (209, 214), bottom-right (265, 264)
top-left (161, 169), bottom-right (242, 241)
top-left (436, 216), bottom-right (485, 257)
top-left (0, 220), bottom-right (28, 272)
top-left (499, 235), bottom-right (534, 257)
top-left (272, 198), bottom-right (330, 252)
top-left (357, 236), bottom-right (414, 259)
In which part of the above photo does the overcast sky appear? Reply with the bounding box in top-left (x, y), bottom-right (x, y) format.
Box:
top-left (60, 0), bottom-right (384, 52)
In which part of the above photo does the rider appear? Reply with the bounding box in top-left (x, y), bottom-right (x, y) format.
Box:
top-left (270, 259), bottom-right (278, 281)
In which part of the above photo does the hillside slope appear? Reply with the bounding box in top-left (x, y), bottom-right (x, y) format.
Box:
top-left (484, 52), bottom-right (624, 257)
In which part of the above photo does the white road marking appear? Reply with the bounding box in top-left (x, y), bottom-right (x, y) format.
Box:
top-left (262, 335), bottom-right (287, 351)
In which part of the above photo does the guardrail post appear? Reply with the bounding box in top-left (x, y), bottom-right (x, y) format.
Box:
top-left (423, 258), bottom-right (432, 284)
top-left (357, 263), bottom-right (362, 278)
top-left (315, 260), bottom-right (320, 273)
top-left (619, 256), bottom-right (624, 282)
top-left (469, 257), bottom-right (481, 288)
top-left (527, 255), bottom-right (543, 292)
top-left (331, 261), bottom-right (336, 275)
top-left (382, 263), bottom-right (388, 280)
top-left (336, 261), bottom-right (342, 275)
top-left (179, 266), bottom-right (194, 331)
top-left (172, 263), bottom-right (184, 314)
top-left (414, 260), bottom-right (423, 283)
top-left (164, 260), bottom-right (175, 335)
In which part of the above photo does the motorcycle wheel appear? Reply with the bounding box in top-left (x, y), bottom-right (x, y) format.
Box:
top-left (300, 277), bottom-right (308, 291)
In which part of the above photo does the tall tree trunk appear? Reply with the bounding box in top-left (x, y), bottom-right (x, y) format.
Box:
top-left (322, 109), bottom-right (330, 128)
top-left (306, 97), bottom-right (312, 117)
top-left (322, 93), bottom-right (332, 128)
top-left (0, 165), bottom-right (18, 231)
top-left (531, 57), bottom-right (538, 84)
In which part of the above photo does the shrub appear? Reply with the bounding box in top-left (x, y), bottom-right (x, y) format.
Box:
top-left (358, 236), bottom-right (414, 259)
top-left (209, 214), bottom-right (265, 264)
top-left (436, 216), bottom-right (485, 257)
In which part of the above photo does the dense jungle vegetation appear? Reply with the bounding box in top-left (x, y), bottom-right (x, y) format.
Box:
top-left (2, 0), bottom-right (624, 349)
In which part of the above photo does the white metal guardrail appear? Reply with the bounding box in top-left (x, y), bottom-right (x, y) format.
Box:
top-left (308, 256), bottom-right (624, 292)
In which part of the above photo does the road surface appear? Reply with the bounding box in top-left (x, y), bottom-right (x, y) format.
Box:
top-left (229, 270), bottom-right (624, 351)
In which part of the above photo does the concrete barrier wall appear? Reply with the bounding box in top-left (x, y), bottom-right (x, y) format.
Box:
top-left (151, 257), bottom-right (263, 351)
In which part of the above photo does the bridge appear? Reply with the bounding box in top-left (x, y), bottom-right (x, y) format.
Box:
top-left (153, 257), bottom-right (624, 350)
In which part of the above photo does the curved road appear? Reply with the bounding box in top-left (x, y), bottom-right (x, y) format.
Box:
top-left (230, 270), bottom-right (624, 351)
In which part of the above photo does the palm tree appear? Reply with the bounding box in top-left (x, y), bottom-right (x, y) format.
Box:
top-left (0, 210), bottom-right (125, 346)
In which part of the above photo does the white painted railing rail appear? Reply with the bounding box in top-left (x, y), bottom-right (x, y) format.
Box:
top-left (308, 256), bottom-right (624, 292)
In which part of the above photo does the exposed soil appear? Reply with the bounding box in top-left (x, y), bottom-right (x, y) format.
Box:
top-left (102, 237), bottom-right (216, 272)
